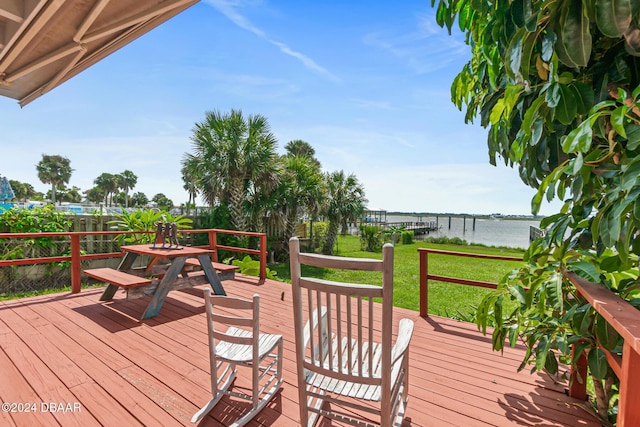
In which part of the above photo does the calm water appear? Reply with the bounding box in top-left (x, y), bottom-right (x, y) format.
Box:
top-left (387, 214), bottom-right (540, 249)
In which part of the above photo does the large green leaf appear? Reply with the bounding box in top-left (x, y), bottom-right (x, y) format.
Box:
top-left (588, 348), bottom-right (609, 380)
top-left (562, 119), bottom-right (593, 153)
top-left (569, 82), bottom-right (594, 115)
top-left (556, 84), bottom-right (578, 124)
top-left (561, 0), bottom-right (592, 67)
top-left (611, 105), bottom-right (628, 137)
top-left (535, 335), bottom-right (551, 371)
top-left (546, 272), bottom-right (564, 311)
top-left (596, 0), bottom-right (632, 37)
top-left (626, 124), bottom-right (640, 150)
top-left (595, 315), bottom-right (620, 351)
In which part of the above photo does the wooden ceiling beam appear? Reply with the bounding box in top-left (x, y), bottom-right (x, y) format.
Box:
top-left (0, 0), bottom-right (61, 72)
top-left (81, 0), bottom-right (194, 44)
top-left (0, 0), bottom-right (24, 23)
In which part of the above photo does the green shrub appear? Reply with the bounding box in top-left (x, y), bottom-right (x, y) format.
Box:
top-left (401, 230), bottom-right (414, 245)
top-left (425, 236), bottom-right (468, 246)
top-left (308, 221), bottom-right (328, 252)
top-left (231, 255), bottom-right (278, 280)
top-left (359, 224), bottom-right (383, 252)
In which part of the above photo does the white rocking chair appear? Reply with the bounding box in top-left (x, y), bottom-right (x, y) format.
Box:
top-left (289, 237), bottom-right (414, 427)
top-left (191, 288), bottom-right (284, 425)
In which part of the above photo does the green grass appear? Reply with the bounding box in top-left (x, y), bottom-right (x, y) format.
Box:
top-left (271, 235), bottom-right (526, 319)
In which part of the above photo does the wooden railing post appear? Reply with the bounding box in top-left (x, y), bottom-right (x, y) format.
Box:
top-left (618, 342), bottom-right (640, 426)
top-left (419, 249), bottom-right (428, 317)
top-left (259, 234), bottom-right (267, 283)
top-left (70, 234), bottom-right (81, 293)
top-left (208, 230), bottom-right (218, 262)
top-left (568, 340), bottom-right (588, 400)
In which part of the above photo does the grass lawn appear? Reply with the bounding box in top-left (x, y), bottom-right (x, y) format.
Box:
top-left (270, 235), bottom-right (526, 320)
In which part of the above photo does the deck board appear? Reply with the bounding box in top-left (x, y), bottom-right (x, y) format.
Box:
top-left (0, 275), bottom-right (600, 427)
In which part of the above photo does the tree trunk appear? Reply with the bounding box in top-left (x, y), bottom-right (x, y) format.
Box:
top-left (51, 183), bottom-right (56, 204)
top-left (228, 181), bottom-right (247, 231)
top-left (322, 220), bottom-right (339, 255)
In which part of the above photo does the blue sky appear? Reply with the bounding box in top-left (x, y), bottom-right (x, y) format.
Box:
top-left (0, 0), bottom-right (561, 216)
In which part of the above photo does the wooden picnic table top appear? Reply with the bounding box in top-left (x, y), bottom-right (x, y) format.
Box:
top-left (120, 244), bottom-right (213, 258)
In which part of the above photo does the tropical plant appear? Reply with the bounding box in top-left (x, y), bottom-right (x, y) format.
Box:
top-left (231, 255), bottom-right (278, 280)
top-left (432, 0), bottom-right (640, 422)
top-left (321, 170), bottom-right (367, 255)
top-left (107, 208), bottom-right (192, 245)
top-left (117, 170), bottom-right (137, 208)
top-left (36, 154), bottom-right (73, 205)
top-left (182, 109), bottom-right (280, 232)
top-left (359, 224), bottom-right (383, 252)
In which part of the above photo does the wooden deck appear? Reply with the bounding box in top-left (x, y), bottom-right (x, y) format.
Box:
top-left (0, 275), bottom-right (600, 427)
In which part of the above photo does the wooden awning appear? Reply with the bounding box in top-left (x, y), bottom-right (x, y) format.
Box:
top-left (0, 0), bottom-right (198, 107)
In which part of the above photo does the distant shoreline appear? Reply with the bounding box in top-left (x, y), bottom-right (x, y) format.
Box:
top-left (385, 212), bottom-right (543, 220)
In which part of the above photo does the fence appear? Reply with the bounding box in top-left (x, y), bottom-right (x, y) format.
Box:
top-left (418, 247), bottom-right (640, 426)
top-left (0, 229), bottom-right (267, 294)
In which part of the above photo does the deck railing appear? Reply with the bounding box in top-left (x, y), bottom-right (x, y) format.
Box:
top-left (418, 247), bottom-right (640, 426)
top-left (0, 229), bottom-right (268, 293)
top-left (417, 247), bottom-right (522, 317)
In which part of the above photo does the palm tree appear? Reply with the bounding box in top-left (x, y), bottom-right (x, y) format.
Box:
top-left (93, 173), bottom-right (118, 206)
top-left (321, 170), bottom-right (367, 255)
top-left (181, 162), bottom-right (199, 215)
top-left (284, 140), bottom-right (322, 168)
top-left (36, 154), bottom-right (73, 205)
top-left (280, 155), bottom-right (325, 244)
top-left (117, 170), bottom-right (137, 208)
top-left (183, 109), bottom-right (280, 231)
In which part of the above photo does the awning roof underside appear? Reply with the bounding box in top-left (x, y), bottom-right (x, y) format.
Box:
top-left (0, 0), bottom-right (198, 107)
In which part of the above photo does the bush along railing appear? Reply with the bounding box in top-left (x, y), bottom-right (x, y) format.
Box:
top-left (564, 272), bottom-right (640, 427)
top-left (419, 247), bottom-right (640, 426)
top-left (0, 229), bottom-right (268, 294)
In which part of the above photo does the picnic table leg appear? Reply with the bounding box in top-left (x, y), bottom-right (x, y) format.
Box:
top-left (99, 252), bottom-right (139, 301)
top-left (197, 254), bottom-right (226, 296)
top-left (142, 256), bottom-right (186, 319)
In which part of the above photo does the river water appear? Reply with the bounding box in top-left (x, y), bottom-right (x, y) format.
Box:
top-left (386, 214), bottom-right (540, 250)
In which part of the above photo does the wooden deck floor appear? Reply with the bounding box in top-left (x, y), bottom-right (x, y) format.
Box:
top-left (0, 275), bottom-right (600, 427)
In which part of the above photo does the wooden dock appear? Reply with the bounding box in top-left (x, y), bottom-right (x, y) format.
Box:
top-left (0, 275), bottom-right (600, 426)
top-left (380, 221), bottom-right (440, 235)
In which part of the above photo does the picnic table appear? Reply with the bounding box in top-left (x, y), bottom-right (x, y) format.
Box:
top-left (84, 244), bottom-right (236, 319)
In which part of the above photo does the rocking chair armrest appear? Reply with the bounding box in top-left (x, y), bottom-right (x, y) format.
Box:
top-left (391, 318), bottom-right (414, 365)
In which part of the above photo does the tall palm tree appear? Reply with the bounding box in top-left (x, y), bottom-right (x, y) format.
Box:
top-left (181, 162), bottom-right (199, 215)
top-left (284, 140), bottom-right (322, 168)
top-left (93, 173), bottom-right (118, 206)
top-left (280, 155), bottom-right (325, 244)
top-left (118, 170), bottom-right (137, 208)
top-left (183, 109), bottom-right (280, 231)
top-left (322, 170), bottom-right (367, 255)
top-left (36, 154), bottom-right (73, 205)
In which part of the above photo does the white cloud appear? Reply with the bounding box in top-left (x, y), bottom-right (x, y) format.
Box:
top-left (203, 0), bottom-right (340, 82)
